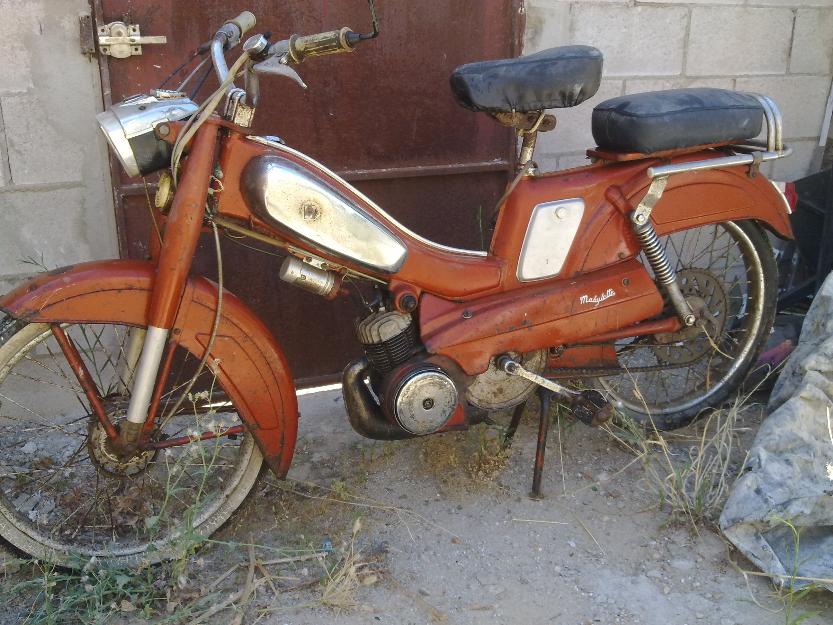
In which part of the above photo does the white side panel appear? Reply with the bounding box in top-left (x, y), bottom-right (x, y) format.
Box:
top-left (517, 199), bottom-right (585, 282)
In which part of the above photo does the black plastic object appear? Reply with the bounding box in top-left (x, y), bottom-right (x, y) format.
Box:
top-left (449, 46), bottom-right (603, 113)
top-left (592, 88), bottom-right (763, 154)
top-left (778, 168), bottom-right (833, 310)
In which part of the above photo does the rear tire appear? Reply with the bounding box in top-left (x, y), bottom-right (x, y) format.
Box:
top-left (596, 220), bottom-right (777, 430)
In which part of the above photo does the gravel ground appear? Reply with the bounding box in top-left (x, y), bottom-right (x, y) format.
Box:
top-left (227, 389), bottom-right (833, 625)
top-left (3, 387), bottom-right (832, 624)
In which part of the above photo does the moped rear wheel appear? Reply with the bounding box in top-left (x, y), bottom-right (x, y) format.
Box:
top-left (596, 220), bottom-right (777, 429)
top-left (0, 320), bottom-right (262, 567)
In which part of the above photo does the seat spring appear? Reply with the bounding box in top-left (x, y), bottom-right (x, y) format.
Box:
top-left (635, 223), bottom-right (675, 285)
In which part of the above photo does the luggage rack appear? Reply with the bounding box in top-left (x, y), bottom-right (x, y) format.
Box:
top-left (645, 94), bottom-right (791, 181)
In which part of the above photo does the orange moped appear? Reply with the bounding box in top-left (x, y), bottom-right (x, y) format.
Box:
top-left (0, 3), bottom-right (794, 566)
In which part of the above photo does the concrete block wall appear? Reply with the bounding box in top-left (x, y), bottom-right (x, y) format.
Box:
top-left (524, 0), bottom-right (833, 180)
top-left (0, 0), bottom-right (116, 294)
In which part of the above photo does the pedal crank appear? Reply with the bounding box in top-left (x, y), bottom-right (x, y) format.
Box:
top-left (498, 356), bottom-right (613, 427)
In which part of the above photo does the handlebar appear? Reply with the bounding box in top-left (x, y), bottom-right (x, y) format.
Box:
top-left (225, 11), bottom-right (257, 38)
top-left (208, 9), bottom-right (370, 101)
top-left (286, 27), bottom-right (357, 63)
top-left (211, 11), bottom-right (257, 88)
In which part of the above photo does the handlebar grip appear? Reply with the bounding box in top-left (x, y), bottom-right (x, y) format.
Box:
top-left (288, 27), bottom-right (355, 63)
top-left (225, 11), bottom-right (257, 38)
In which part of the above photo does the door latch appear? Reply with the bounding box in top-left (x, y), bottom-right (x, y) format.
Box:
top-left (97, 21), bottom-right (166, 58)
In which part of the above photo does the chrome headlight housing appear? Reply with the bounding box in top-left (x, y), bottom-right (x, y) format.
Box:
top-left (96, 90), bottom-right (198, 178)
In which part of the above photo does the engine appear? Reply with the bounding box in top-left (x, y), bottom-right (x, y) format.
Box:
top-left (354, 309), bottom-right (459, 435)
top-left (355, 310), bottom-right (417, 374)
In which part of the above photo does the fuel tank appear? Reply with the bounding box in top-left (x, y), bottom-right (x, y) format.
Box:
top-left (240, 154), bottom-right (408, 273)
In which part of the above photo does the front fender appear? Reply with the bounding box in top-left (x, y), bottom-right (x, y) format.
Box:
top-left (0, 260), bottom-right (298, 478)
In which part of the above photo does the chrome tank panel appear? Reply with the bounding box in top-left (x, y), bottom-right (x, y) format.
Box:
top-left (241, 155), bottom-right (408, 273)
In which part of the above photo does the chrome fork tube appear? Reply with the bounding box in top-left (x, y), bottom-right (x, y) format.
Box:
top-left (124, 326), bottom-right (169, 425)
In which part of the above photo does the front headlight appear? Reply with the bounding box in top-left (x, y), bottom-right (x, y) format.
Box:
top-left (96, 91), bottom-right (198, 178)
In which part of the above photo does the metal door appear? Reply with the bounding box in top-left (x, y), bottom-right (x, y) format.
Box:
top-left (93, 0), bottom-right (523, 384)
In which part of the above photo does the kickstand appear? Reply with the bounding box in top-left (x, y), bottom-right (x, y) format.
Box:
top-left (531, 388), bottom-right (552, 499)
top-left (501, 401), bottom-right (527, 450)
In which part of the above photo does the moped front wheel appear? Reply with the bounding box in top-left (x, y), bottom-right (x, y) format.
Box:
top-left (0, 320), bottom-right (262, 568)
top-left (596, 220), bottom-right (777, 429)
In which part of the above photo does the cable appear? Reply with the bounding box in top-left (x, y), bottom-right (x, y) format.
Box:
top-left (190, 62), bottom-right (214, 100)
top-left (158, 51), bottom-right (199, 89)
top-left (171, 51), bottom-right (251, 186)
top-left (176, 57), bottom-right (210, 92)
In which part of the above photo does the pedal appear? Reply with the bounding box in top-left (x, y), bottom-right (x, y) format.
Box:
top-left (570, 389), bottom-right (613, 427)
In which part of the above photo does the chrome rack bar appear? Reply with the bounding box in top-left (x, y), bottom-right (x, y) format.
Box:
top-left (647, 146), bottom-right (792, 179)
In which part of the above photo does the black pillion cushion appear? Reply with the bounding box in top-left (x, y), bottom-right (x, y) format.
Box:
top-left (449, 46), bottom-right (603, 113)
top-left (591, 88), bottom-right (764, 154)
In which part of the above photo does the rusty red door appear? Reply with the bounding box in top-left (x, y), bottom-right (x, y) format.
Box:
top-left (93, 0), bottom-right (523, 384)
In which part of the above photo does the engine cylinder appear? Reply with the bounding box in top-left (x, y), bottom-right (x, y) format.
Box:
top-left (355, 310), bottom-right (416, 373)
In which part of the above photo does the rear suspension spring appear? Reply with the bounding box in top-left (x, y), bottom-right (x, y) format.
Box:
top-left (634, 222), bottom-right (676, 285)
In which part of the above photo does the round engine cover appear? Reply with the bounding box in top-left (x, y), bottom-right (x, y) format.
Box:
top-left (391, 368), bottom-right (458, 435)
top-left (466, 349), bottom-right (547, 411)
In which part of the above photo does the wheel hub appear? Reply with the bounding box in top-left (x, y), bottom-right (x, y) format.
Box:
top-left (652, 268), bottom-right (729, 365)
top-left (88, 418), bottom-right (155, 478)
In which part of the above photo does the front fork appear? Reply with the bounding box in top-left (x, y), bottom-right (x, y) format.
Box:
top-left (117, 123), bottom-right (220, 451)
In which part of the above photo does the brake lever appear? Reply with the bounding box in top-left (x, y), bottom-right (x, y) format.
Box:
top-left (252, 55), bottom-right (307, 89)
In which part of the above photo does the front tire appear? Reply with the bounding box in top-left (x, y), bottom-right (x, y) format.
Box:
top-left (596, 220), bottom-right (777, 429)
top-left (0, 321), bottom-right (262, 568)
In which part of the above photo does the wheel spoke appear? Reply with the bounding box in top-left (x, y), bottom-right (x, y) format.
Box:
top-left (0, 322), bottom-right (255, 563)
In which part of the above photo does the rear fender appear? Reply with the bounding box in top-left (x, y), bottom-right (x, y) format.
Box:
top-left (0, 260), bottom-right (298, 477)
top-left (645, 167), bottom-right (794, 239)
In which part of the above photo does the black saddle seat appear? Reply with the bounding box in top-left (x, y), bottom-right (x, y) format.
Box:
top-left (592, 88), bottom-right (764, 154)
top-left (450, 46), bottom-right (603, 114)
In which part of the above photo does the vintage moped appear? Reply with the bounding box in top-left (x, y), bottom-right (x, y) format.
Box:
top-left (0, 3), bottom-right (794, 565)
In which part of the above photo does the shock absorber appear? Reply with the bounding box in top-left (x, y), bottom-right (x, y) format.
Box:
top-left (631, 177), bottom-right (696, 327)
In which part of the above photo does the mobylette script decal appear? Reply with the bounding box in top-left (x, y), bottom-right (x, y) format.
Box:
top-left (579, 288), bottom-right (616, 307)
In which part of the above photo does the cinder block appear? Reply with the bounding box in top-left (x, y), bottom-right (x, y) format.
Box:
top-left (0, 114), bottom-right (8, 188)
top-left (1, 94), bottom-right (85, 185)
top-left (0, 0), bottom-right (38, 94)
top-left (0, 187), bottom-right (117, 278)
top-left (556, 153), bottom-right (592, 170)
top-left (638, 0), bottom-right (742, 3)
top-left (753, 0), bottom-right (833, 7)
top-left (536, 153), bottom-right (558, 173)
top-left (790, 9), bottom-right (833, 75)
top-left (572, 5), bottom-right (688, 76)
top-left (624, 77), bottom-right (734, 95)
top-left (687, 7), bottom-right (793, 76)
top-left (736, 75), bottom-right (831, 139)
top-left (524, 1), bottom-right (571, 53)
top-left (536, 80), bottom-right (623, 154)
top-left (769, 140), bottom-right (822, 181)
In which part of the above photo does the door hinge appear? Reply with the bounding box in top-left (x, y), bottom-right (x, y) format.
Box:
top-left (96, 21), bottom-right (167, 58)
top-left (79, 14), bottom-right (96, 57)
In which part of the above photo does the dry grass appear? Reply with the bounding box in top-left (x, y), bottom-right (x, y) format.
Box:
top-left (320, 518), bottom-right (378, 610)
top-left (602, 380), bottom-right (763, 527)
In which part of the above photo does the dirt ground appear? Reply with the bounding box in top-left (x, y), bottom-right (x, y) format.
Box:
top-left (220, 388), bottom-right (833, 625)
top-left (3, 386), bottom-right (833, 624)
